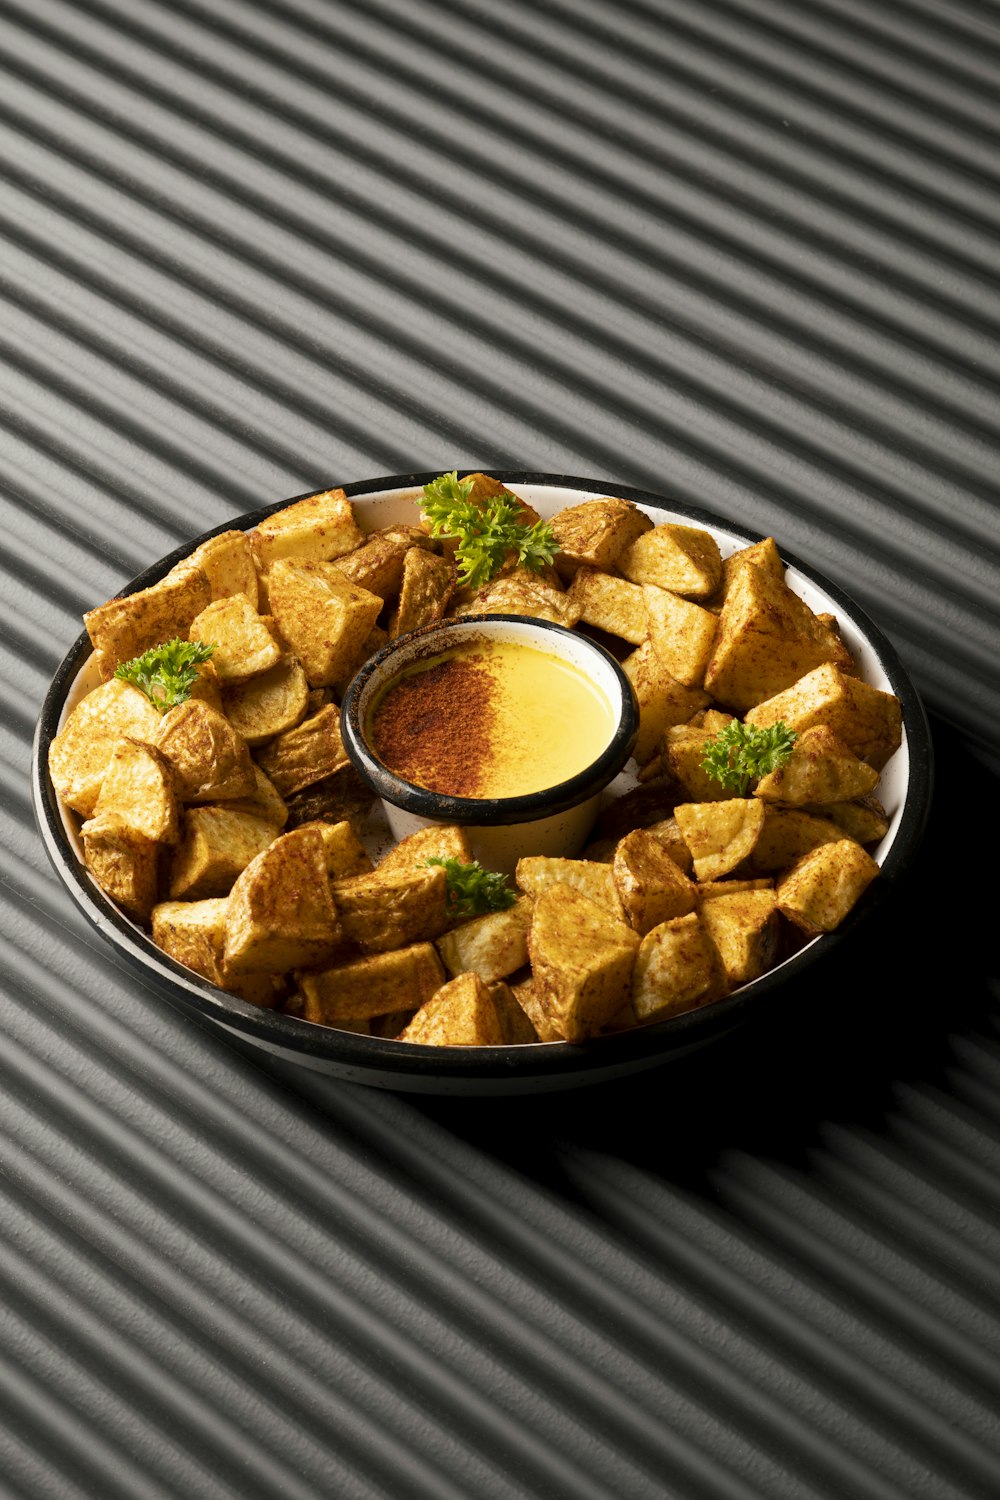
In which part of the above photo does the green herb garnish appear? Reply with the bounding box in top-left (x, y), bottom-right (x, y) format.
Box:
top-left (701, 719), bottom-right (798, 795)
top-left (115, 637), bottom-right (215, 712)
top-left (420, 471), bottom-right (557, 589)
top-left (426, 856), bottom-right (516, 917)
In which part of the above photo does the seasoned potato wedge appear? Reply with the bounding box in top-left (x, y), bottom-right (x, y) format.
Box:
top-left (631, 912), bottom-right (727, 1022)
top-left (488, 980), bottom-right (541, 1043)
top-left (255, 704), bottom-right (347, 797)
top-left (151, 897), bottom-right (283, 1006)
top-left (154, 700), bottom-right (255, 803)
top-left (224, 826), bottom-right (342, 972)
top-left (283, 761), bottom-right (375, 833)
top-left (225, 764), bottom-right (288, 829)
top-left (296, 819), bottom-right (373, 879)
top-left (374, 823), bottom-right (472, 877)
top-left (621, 640), bottom-right (711, 765)
top-left (457, 570), bottom-right (582, 629)
top-left (436, 897), bottom-right (533, 982)
top-left (509, 976), bottom-right (563, 1042)
top-left (93, 737), bottom-right (179, 845)
top-left (566, 568), bottom-right (647, 644)
top-left (754, 724), bottom-right (880, 806)
top-left (516, 856), bottom-right (625, 920)
top-left (48, 678), bottom-right (162, 817)
top-left (776, 838), bottom-right (879, 935)
top-left (747, 806), bottom-right (851, 873)
top-left (664, 724), bottom-right (741, 803)
top-left (745, 663), bottom-right (903, 770)
top-left (644, 585), bottom-right (718, 688)
top-left (268, 560), bottom-right (383, 688)
top-left (699, 889), bottom-right (779, 987)
top-left (222, 656), bottom-right (309, 746)
top-left (612, 828), bottom-right (699, 934)
top-left (550, 497), bottom-right (653, 580)
top-left (297, 944), bottom-right (445, 1024)
top-left (168, 804), bottom-right (281, 900)
top-left (710, 536), bottom-right (784, 609)
top-left (388, 549), bottom-right (457, 638)
top-left (618, 523), bottom-right (722, 600)
top-left (673, 799), bottom-right (766, 881)
top-left (251, 488), bottom-right (363, 572)
top-left (397, 971), bottom-right (506, 1046)
top-left (189, 595), bottom-right (280, 682)
top-left (805, 795), bottom-right (889, 845)
top-left (528, 883), bottom-right (640, 1042)
top-left (331, 526), bottom-right (432, 599)
top-left (80, 812), bottom-right (159, 921)
top-left (188, 530), bottom-right (258, 607)
top-left (331, 866), bottom-right (450, 953)
top-left (83, 560), bottom-right (212, 680)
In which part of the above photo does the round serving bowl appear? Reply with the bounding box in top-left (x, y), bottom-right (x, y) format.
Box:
top-left (32, 472), bottom-right (933, 1095)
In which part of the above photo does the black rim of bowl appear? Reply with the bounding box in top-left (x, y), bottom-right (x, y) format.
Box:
top-left (31, 471), bottom-right (935, 1086)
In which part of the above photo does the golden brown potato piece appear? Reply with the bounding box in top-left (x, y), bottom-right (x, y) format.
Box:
top-left (516, 856), bottom-right (625, 921)
top-left (699, 889), bottom-right (779, 987)
top-left (151, 898), bottom-right (284, 1006)
top-left (255, 704), bottom-right (346, 797)
top-left (224, 826), bottom-right (342, 972)
top-left (188, 530), bottom-right (258, 607)
top-left (462, 472), bottom-right (542, 525)
top-left (397, 971), bottom-right (506, 1047)
top-left (488, 980), bottom-right (541, 1043)
top-left (709, 536), bottom-right (784, 609)
top-left (612, 828), bottom-right (699, 935)
top-left (618, 524), bottom-right (722, 600)
top-left (332, 865), bottom-right (450, 953)
top-left (80, 813), bottom-right (159, 921)
top-left (754, 724), bottom-right (880, 806)
top-left (805, 795), bottom-right (889, 845)
top-left (621, 641), bottom-right (711, 765)
top-left (154, 700), bottom-right (255, 803)
top-left (644, 585), bottom-right (718, 688)
top-left (566, 568), bottom-right (647, 644)
top-left (631, 912), bottom-right (727, 1022)
top-left (267, 560), bottom-right (383, 687)
top-left (388, 549), bottom-right (456, 638)
top-left (664, 724), bottom-right (742, 803)
top-left (645, 817), bottom-right (696, 874)
top-left (457, 571), bottom-right (582, 629)
top-left (332, 625), bottom-right (389, 695)
top-left (747, 807), bottom-right (847, 873)
top-left (48, 678), bottom-right (162, 817)
top-left (188, 595), bottom-right (281, 682)
top-left (168, 805), bottom-right (281, 899)
top-left (222, 656), bottom-right (309, 746)
top-left (673, 799), bottom-right (766, 881)
top-left (704, 563), bottom-right (853, 712)
top-left (83, 560), bottom-right (212, 680)
top-left (225, 764), bottom-right (288, 829)
top-left (186, 659), bottom-right (224, 712)
top-left (509, 976), bottom-right (563, 1042)
top-left (696, 878), bottom-right (774, 902)
top-left (297, 943), bottom-right (445, 1024)
top-left (331, 526), bottom-right (431, 599)
top-left (436, 897), bottom-right (533, 982)
top-left (296, 819), bottom-right (373, 879)
top-left (374, 823), bottom-right (472, 877)
top-left (528, 883), bottom-right (640, 1043)
top-left (251, 488), bottom-right (363, 572)
top-left (745, 663), bottom-right (903, 770)
top-left (93, 737), bottom-right (179, 844)
top-left (550, 497), bottom-right (653, 580)
top-left (776, 838), bottom-right (879, 935)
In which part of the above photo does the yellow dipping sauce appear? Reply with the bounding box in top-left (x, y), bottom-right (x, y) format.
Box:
top-left (369, 638), bottom-right (616, 799)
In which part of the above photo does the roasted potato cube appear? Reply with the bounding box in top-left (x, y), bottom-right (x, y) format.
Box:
top-left (528, 883), bottom-right (640, 1042)
top-left (618, 524), bottom-right (722, 600)
top-left (457, 571), bottom-right (582, 629)
top-left (776, 838), bottom-right (879, 935)
top-left (710, 536), bottom-right (784, 609)
top-left (151, 897), bottom-right (283, 1005)
top-left (509, 976), bottom-right (563, 1042)
top-left (566, 568), bottom-right (647, 644)
top-left (48, 678), bottom-right (162, 817)
top-left (331, 866), bottom-right (450, 953)
top-left (224, 826), bottom-right (342, 972)
top-left (436, 897), bottom-right (533, 981)
top-left (331, 526), bottom-right (431, 599)
top-left (550, 497), bottom-right (653, 580)
top-left (644, 585), bottom-right (718, 688)
top-left (397, 971), bottom-right (506, 1047)
top-left (222, 656), bottom-right (309, 746)
top-left (267, 560), bottom-right (382, 687)
top-left (664, 724), bottom-right (742, 802)
top-left (673, 799), bottom-right (766, 881)
top-left (225, 764), bottom-right (288, 829)
top-left (83, 559), bottom-right (212, 680)
top-left (188, 530), bottom-right (258, 607)
top-left (189, 595), bottom-right (281, 682)
top-left (645, 816), bottom-right (695, 874)
top-left (297, 943), bottom-right (445, 1023)
top-left (805, 795), bottom-right (889, 845)
top-left (461, 472), bottom-right (542, 523)
top-left (93, 737), bottom-right (179, 844)
top-left (745, 663), bottom-right (903, 770)
top-left (754, 724), bottom-right (880, 806)
top-left (621, 640), bottom-right (711, 764)
top-left (704, 563), bottom-right (853, 712)
top-left (696, 878), bottom-right (774, 902)
top-left (388, 549), bottom-right (456, 638)
top-left (255, 704), bottom-right (346, 796)
top-left (631, 913), bottom-right (727, 1022)
top-left (375, 823), bottom-right (472, 877)
top-left (80, 812), bottom-right (159, 921)
top-left (168, 804), bottom-right (280, 899)
top-left (612, 828), bottom-right (699, 934)
top-left (187, 659), bottom-right (224, 712)
top-left (488, 980), bottom-right (541, 1043)
top-left (251, 488), bottom-right (362, 572)
top-left (747, 807), bottom-right (847, 872)
top-left (699, 889), bottom-right (779, 987)
top-left (296, 819), bottom-right (373, 878)
top-left (154, 700), bottom-right (255, 802)
top-left (516, 856), bottom-right (625, 920)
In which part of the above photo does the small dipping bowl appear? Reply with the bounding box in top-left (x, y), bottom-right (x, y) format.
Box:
top-left (340, 614), bottom-right (639, 874)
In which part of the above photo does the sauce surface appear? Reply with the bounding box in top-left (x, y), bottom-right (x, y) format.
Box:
top-left (369, 638), bottom-right (616, 799)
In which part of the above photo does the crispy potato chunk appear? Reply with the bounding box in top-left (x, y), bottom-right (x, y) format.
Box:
top-left (747, 807), bottom-right (847, 872)
top-left (375, 823), bottom-right (472, 877)
top-left (664, 724), bottom-right (741, 803)
top-left (612, 828), bottom-right (698, 934)
top-left (673, 799), bottom-right (766, 881)
top-left (388, 549), bottom-right (456, 638)
top-left (84, 560), bottom-right (212, 679)
top-left (516, 856), bottom-right (625, 920)
top-left (528, 883), bottom-right (640, 1042)
top-left (255, 704), bottom-right (346, 796)
top-left (550, 497), bottom-right (653, 580)
top-left (621, 641), bottom-right (710, 764)
top-left (710, 536), bottom-right (784, 609)
top-left (397, 971), bottom-right (506, 1047)
top-left (618, 524), bottom-right (722, 599)
top-left (745, 663), bottom-right (903, 770)
top-left (225, 764), bottom-right (288, 828)
top-left (297, 943), bottom-right (445, 1024)
top-left (509, 976), bottom-right (563, 1042)
top-left (754, 724), bottom-right (880, 806)
top-left (436, 897), bottom-right (533, 982)
top-left (776, 838), bottom-right (879, 935)
top-left (699, 890), bottom-right (779, 987)
top-left (268, 560), bottom-right (383, 687)
top-left (331, 866), bottom-right (450, 953)
top-left (222, 656), bottom-right (309, 746)
top-left (225, 826), bottom-right (342, 972)
top-left (805, 795), bottom-right (889, 845)
top-left (331, 526), bottom-right (432, 599)
top-left (296, 819), bottom-right (373, 878)
top-left (168, 805), bottom-right (281, 899)
top-left (188, 530), bottom-right (258, 607)
top-left (645, 817), bottom-right (695, 874)
top-left (704, 563), bottom-right (853, 712)
top-left (566, 568), bottom-right (647, 644)
top-left (151, 898), bottom-right (284, 1006)
top-left (644, 585), bottom-right (718, 688)
top-left (48, 678), bottom-right (162, 817)
top-left (696, 878), bottom-right (774, 902)
top-left (462, 472), bottom-right (542, 525)
top-left (631, 913), bottom-right (727, 1022)
top-left (154, 700), bottom-right (255, 802)
top-left (252, 488), bottom-right (363, 572)
top-left (80, 813), bottom-right (159, 921)
top-left (457, 570), bottom-right (582, 629)
top-left (488, 980), bottom-right (541, 1043)
top-left (93, 737), bottom-right (179, 844)
top-left (189, 595), bottom-right (280, 682)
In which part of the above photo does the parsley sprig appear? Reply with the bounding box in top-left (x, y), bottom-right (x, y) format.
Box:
top-left (701, 720), bottom-right (798, 796)
top-left (115, 637), bottom-right (215, 713)
top-left (426, 856), bottom-right (516, 917)
top-left (420, 471), bottom-right (557, 589)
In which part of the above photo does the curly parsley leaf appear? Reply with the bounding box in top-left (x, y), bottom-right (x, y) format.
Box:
top-left (115, 637), bottom-right (216, 713)
top-left (426, 856), bottom-right (516, 917)
top-left (420, 471), bottom-right (557, 590)
top-left (701, 719), bottom-right (798, 796)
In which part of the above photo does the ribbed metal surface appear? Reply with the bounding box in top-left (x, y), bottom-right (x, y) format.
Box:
top-left (2, 0), bottom-right (999, 1495)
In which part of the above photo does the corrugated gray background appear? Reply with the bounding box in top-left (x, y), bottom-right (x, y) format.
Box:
top-left (2, 0), bottom-right (999, 1495)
